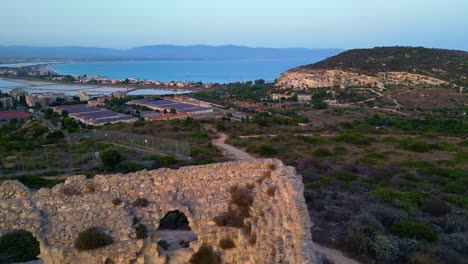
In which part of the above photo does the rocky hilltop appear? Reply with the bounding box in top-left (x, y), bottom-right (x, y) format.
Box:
top-left (277, 47), bottom-right (468, 89)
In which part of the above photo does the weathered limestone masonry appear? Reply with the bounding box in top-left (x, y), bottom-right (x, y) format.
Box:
top-left (0, 159), bottom-right (317, 264)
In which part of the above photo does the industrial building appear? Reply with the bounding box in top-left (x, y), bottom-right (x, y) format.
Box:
top-left (52, 104), bottom-right (136, 126)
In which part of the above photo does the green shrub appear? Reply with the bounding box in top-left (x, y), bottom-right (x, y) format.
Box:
top-left (443, 183), bottom-right (465, 194)
top-left (431, 142), bottom-right (457, 151)
top-left (142, 154), bottom-right (159, 161)
top-left (0, 231), bottom-right (40, 263)
top-left (390, 220), bottom-right (438, 241)
top-left (333, 146), bottom-right (348, 155)
top-left (371, 189), bottom-right (426, 209)
top-left (334, 171), bottom-right (358, 182)
top-left (189, 244), bottom-right (220, 264)
top-left (400, 140), bottom-right (430, 152)
top-left (313, 147), bottom-right (332, 157)
top-left (15, 175), bottom-right (64, 189)
top-left (251, 143), bottom-right (278, 156)
top-left (100, 149), bottom-right (124, 170)
top-left (219, 238), bottom-right (236, 249)
top-left (115, 161), bottom-right (147, 173)
top-left (152, 156), bottom-right (177, 169)
top-left (335, 132), bottom-right (373, 146)
top-left (74, 227), bottom-right (114, 251)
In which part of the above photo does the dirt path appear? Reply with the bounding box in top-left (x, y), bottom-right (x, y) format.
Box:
top-left (212, 132), bottom-right (256, 161)
top-left (314, 244), bottom-right (362, 264)
top-left (204, 124), bottom-right (256, 161)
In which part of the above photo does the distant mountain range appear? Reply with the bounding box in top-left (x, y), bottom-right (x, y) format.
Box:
top-left (0, 45), bottom-right (343, 60)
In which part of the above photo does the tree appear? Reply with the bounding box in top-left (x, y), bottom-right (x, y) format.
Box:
top-left (254, 79), bottom-right (265, 85)
top-left (100, 149), bottom-right (124, 170)
top-left (170, 108), bottom-right (177, 114)
top-left (63, 117), bottom-right (79, 132)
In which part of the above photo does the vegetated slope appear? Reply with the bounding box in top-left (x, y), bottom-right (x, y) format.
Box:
top-left (277, 46), bottom-right (468, 89)
top-left (298, 46), bottom-right (468, 86)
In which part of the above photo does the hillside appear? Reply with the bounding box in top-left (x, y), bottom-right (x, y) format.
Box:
top-left (0, 45), bottom-right (342, 60)
top-left (277, 47), bottom-right (468, 89)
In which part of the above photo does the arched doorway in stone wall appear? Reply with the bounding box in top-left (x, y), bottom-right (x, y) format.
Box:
top-left (0, 230), bottom-right (41, 264)
top-left (157, 210), bottom-right (198, 252)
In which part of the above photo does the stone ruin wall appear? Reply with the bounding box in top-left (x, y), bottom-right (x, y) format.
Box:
top-left (0, 159), bottom-right (316, 264)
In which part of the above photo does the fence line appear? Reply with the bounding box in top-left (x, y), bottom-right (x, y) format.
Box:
top-left (68, 131), bottom-right (191, 160)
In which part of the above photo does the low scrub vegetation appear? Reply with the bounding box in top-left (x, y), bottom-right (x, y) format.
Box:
top-left (132, 198), bottom-right (149, 207)
top-left (74, 227), bottom-right (114, 251)
top-left (214, 185), bottom-right (254, 228)
top-left (219, 238), bottom-right (236, 249)
top-left (0, 231), bottom-right (40, 263)
top-left (189, 244), bottom-right (220, 264)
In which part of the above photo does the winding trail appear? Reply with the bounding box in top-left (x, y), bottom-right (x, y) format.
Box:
top-left (211, 131), bottom-right (256, 161)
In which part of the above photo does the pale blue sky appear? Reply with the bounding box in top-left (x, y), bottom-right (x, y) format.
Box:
top-left (2, 0), bottom-right (467, 50)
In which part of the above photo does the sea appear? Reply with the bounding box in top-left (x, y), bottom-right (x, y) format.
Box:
top-left (49, 58), bottom-right (317, 83)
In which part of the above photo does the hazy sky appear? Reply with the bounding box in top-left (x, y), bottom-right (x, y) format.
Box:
top-left (2, 0), bottom-right (467, 50)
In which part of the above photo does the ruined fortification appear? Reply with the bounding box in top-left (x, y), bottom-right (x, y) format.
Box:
top-left (0, 159), bottom-right (316, 264)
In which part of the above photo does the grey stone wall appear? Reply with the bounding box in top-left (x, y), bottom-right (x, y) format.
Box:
top-left (0, 159), bottom-right (316, 264)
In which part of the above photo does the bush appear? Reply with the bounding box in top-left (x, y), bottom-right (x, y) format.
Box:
top-left (443, 182), bottom-right (465, 194)
top-left (390, 220), bottom-right (438, 241)
top-left (0, 231), bottom-right (40, 263)
top-left (115, 161), bottom-right (147, 173)
top-left (400, 140), bottom-right (430, 153)
top-left (334, 171), bottom-right (358, 182)
top-left (335, 132), bottom-right (373, 146)
top-left (112, 198), bottom-right (122, 206)
top-left (213, 185), bottom-right (254, 228)
top-left (420, 198), bottom-right (452, 216)
top-left (135, 224), bottom-right (148, 239)
top-left (152, 156), bottom-right (177, 169)
top-left (313, 147), bottom-right (332, 157)
top-left (219, 238), bottom-right (235, 249)
top-left (74, 227), bottom-right (114, 251)
top-left (370, 234), bottom-right (400, 263)
top-left (371, 189), bottom-right (426, 209)
top-left (189, 244), bottom-right (220, 264)
top-left (132, 198), bottom-right (149, 207)
top-left (251, 143), bottom-right (278, 156)
top-left (100, 149), bottom-right (124, 170)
